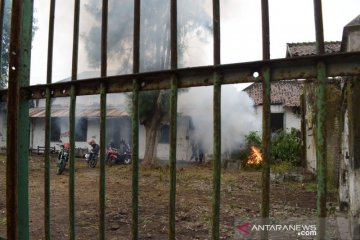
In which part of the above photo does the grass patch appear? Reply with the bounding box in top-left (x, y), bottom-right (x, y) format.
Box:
top-left (304, 183), bottom-right (338, 193)
top-left (270, 162), bottom-right (295, 174)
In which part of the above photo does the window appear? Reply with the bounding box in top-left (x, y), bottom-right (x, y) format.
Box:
top-left (158, 124), bottom-right (169, 144)
top-left (270, 113), bottom-right (284, 133)
top-left (75, 118), bottom-right (88, 141)
top-left (50, 117), bottom-right (61, 141)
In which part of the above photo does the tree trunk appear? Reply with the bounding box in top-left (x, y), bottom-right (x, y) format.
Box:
top-left (143, 121), bottom-right (160, 166)
top-left (142, 91), bottom-right (166, 166)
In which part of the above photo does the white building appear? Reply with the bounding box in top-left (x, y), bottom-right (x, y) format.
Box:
top-left (243, 80), bottom-right (302, 133)
top-left (0, 94), bottom-right (195, 161)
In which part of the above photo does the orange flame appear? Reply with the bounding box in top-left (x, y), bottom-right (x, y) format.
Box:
top-left (247, 146), bottom-right (263, 166)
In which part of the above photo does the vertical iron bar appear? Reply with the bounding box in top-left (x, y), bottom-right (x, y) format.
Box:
top-left (212, 0), bottom-right (221, 239)
top-left (261, 0), bottom-right (270, 61)
top-left (261, 67), bottom-right (271, 240)
top-left (101, 0), bottom-right (108, 78)
top-left (133, 0), bottom-right (140, 74)
top-left (169, 75), bottom-right (177, 240)
top-left (212, 0), bottom-right (220, 65)
top-left (44, 87), bottom-right (51, 240)
top-left (69, 85), bottom-right (76, 240)
top-left (6, 1), bottom-right (19, 238)
top-left (170, 0), bottom-right (177, 70)
top-left (132, 0), bottom-right (140, 239)
top-left (313, 1), bottom-right (326, 239)
top-left (316, 62), bottom-right (327, 239)
top-left (69, 0), bottom-right (80, 239)
top-left (44, 1), bottom-right (56, 239)
top-left (6, 0), bottom-right (33, 239)
top-left (131, 79), bottom-right (139, 240)
top-left (169, 0), bottom-right (177, 239)
top-left (99, 83), bottom-right (106, 240)
top-left (212, 71), bottom-right (221, 240)
top-left (99, 0), bottom-right (108, 239)
top-left (261, 0), bottom-right (270, 239)
top-left (313, 0), bottom-right (325, 55)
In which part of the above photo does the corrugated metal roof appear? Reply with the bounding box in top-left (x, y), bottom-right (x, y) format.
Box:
top-left (286, 41), bottom-right (341, 57)
top-left (29, 107), bottom-right (129, 118)
top-left (243, 80), bottom-right (302, 107)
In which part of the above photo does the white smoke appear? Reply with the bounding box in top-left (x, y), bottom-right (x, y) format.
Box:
top-left (178, 84), bottom-right (261, 154)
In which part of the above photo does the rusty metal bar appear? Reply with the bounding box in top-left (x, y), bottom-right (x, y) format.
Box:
top-left (169, 0), bottom-right (178, 239)
top-left (313, 1), bottom-right (326, 239)
top-left (6, 0), bottom-right (19, 238)
top-left (213, 0), bottom-right (220, 65)
top-left (99, 1), bottom-right (108, 239)
top-left (261, 0), bottom-right (270, 61)
top-left (261, 0), bottom-right (271, 239)
top-left (69, 85), bottom-right (76, 240)
top-left (131, 79), bottom-right (139, 240)
top-left (69, 0), bottom-right (80, 239)
top-left (6, 0), bottom-right (33, 239)
top-left (212, 0), bottom-right (221, 239)
top-left (212, 71), bottom-right (221, 240)
top-left (313, 0), bottom-right (325, 54)
top-left (133, 0), bottom-right (140, 74)
top-left (132, 0), bottom-right (140, 239)
top-left (8, 52), bottom-right (360, 101)
top-left (99, 83), bottom-right (106, 240)
top-left (316, 62), bottom-right (327, 240)
top-left (169, 75), bottom-right (177, 240)
top-left (101, 0), bottom-right (108, 78)
top-left (44, 1), bottom-right (56, 239)
top-left (170, 0), bottom-right (177, 70)
top-left (46, 0), bottom-right (56, 85)
top-left (261, 67), bottom-right (271, 239)
top-left (44, 87), bottom-right (51, 240)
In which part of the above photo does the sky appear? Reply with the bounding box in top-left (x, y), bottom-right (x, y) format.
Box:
top-left (29, 0), bottom-right (359, 86)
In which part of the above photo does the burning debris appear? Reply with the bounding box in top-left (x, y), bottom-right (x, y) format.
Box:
top-left (246, 146), bottom-right (263, 166)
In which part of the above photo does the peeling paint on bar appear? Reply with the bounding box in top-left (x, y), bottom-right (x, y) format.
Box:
top-left (6, 0), bottom-right (33, 239)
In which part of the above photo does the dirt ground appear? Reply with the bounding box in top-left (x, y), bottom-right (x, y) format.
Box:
top-left (0, 154), bottom-right (337, 239)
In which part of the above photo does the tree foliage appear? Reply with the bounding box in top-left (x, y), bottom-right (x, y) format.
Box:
top-left (84, 0), bottom-right (211, 165)
top-left (270, 128), bottom-right (302, 165)
top-left (0, 0), bottom-right (11, 88)
top-left (0, 0), bottom-right (38, 88)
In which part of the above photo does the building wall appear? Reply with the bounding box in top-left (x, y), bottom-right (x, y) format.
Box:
top-left (0, 110), bottom-right (7, 148)
top-left (29, 115), bottom-right (193, 161)
top-left (303, 83), bottom-right (342, 180)
top-left (139, 117), bottom-right (192, 161)
top-left (254, 105), bottom-right (301, 132)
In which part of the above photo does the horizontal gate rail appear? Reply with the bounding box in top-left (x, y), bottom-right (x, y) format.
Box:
top-left (0, 52), bottom-right (358, 101)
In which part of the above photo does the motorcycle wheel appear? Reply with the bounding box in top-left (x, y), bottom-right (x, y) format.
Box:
top-left (88, 156), bottom-right (97, 168)
top-left (124, 156), bottom-right (132, 165)
top-left (107, 155), bottom-right (115, 166)
top-left (57, 156), bottom-right (66, 175)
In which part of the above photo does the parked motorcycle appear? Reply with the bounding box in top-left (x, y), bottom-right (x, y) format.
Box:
top-left (57, 142), bottom-right (70, 175)
top-left (85, 149), bottom-right (98, 168)
top-left (106, 140), bottom-right (132, 166)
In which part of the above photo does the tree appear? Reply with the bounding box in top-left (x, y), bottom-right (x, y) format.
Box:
top-left (0, 0), bottom-right (38, 88)
top-left (0, 0), bottom-right (11, 88)
top-left (84, 0), bottom-right (211, 166)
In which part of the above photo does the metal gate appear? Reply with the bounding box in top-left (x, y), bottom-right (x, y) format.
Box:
top-left (1, 0), bottom-right (360, 239)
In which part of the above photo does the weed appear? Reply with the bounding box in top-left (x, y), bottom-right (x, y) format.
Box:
top-left (271, 162), bottom-right (294, 174)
